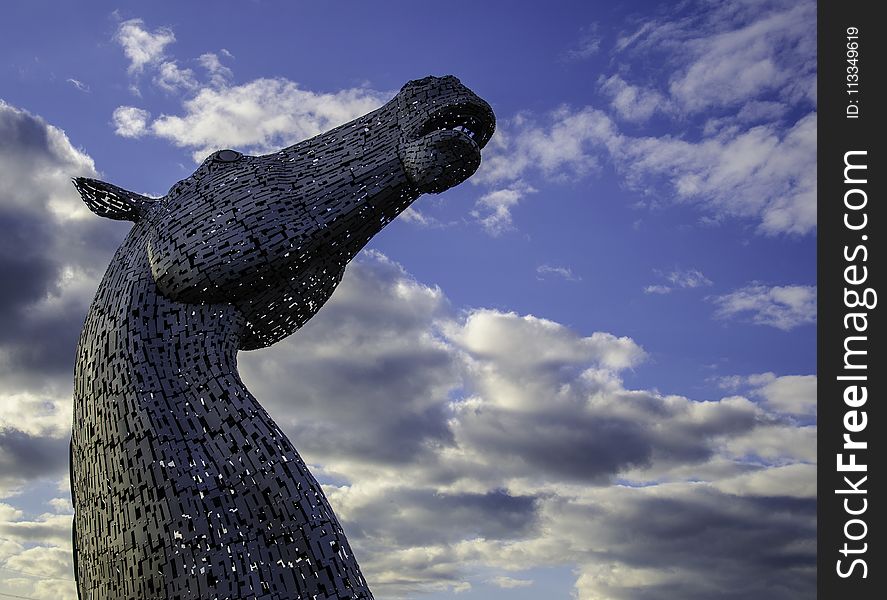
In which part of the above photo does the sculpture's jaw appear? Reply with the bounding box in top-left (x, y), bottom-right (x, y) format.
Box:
top-left (413, 99), bottom-right (496, 149)
top-left (398, 76), bottom-right (496, 194)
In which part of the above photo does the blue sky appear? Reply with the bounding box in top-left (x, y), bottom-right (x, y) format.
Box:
top-left (0, 1), bottom-right (816, 598)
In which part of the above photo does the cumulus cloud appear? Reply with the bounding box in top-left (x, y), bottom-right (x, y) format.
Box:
top-left (113, 18), bottom-right (234, 98)
top-left (111, 106), bottom-right (150, 138)
top-left (146, 78), bottom-right (388, 161)
top-left (755, 374), bottom-right (816, 416)
top-left (114, 18), bottom-right (175, 74)
top-left (724, 424), bottom-right (816, 464)
top-left (474, 108), bottom-right (616, 186)
top-left (198, 52), bottom-right (234, 88)
top-left (0, 102), bottom-right (133, 598)
top-left (720, 372), bottom-right (816, 417)
top-left (154, 60), bottom-right (197, 92)
top-left (237, 252), bottom-right (813, 597)
top-left (240, 251), bottom-right (458, 467)
top-left (110, 20), bottom-right (388, 160)
top-left (0, 492), bottom-right (76, 599)
top-left (568, 485), bottom-right (814, 600)
top-left (470, 184), bottom-right (535, 235)
top-left (0, 506), bottom-right (72, 547)
top-left (0, 101), bottom-right (127, 500)
top-left (1, 101), bottom-right (814, 598)
top-left (711, 284), bottom-right (816, 330)
top-left (715, 463), bottom-right (815, 498)
top-left (0, 231), bottom-right (816, 598)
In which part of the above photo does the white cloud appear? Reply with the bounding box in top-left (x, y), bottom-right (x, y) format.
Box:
top-left (536, 264), bottom-right (581, 281)
top-left (65, 78), bottom-right (89, 93)
top-left (489, 575), bottom-right (533, 588)
top-left (0, 391), bottom-right (71, 438)
top-left (620, 113), bottom-right (816, 235)
top-left (474, 108), bottom-right (617, 186)
top-left (0, 508), bottom-right (72, 547)
top-left (0, 102), bottom-right (124, 497)
top-left (478, 0), bottom-right (816, 236)
top-left (715, 463), bottom-right (816, 498)
top-left (237, 255), bottom-right (812, 572)
top-left (711, 284), bottom-right (816, 330)
top-left (0, 244), bottom-right (816, 598)
top-left (198, 52), bottom-right (233, 87)
top-left (154, 60), bottom-right (197, 92)
top-left (451, 309), bottom-right (645, 374)
top-left (562, 24), bottom-right (602, 61)
top-left (0, 102), bottom-right (97, 217)
top-left (471, 185), bottom-right (535, 235)
top-left (723, 423), bottom-right (816, 463)
top-left (645, 268), bottom-right (712, 294)
top-left (719, 372), bottom-right (816, 416)
top-left (613, 0), bottom-right (816, 115)
top-left (0, 500), bottom-right (76, 600)
top-left (667, 269), bottom-right (712, 288)
top-left (48, 497), bottom-right (73, 514)
top-left (111, 105), bottom-right (150, 138)
top-left (756, 374), bottom-right (816, 416)
top-left (399, 206), bottom-right (441, 228)
top-left (475, 106), bottom-right (815, 235)
top-left (571, 481), bottom-right (812, 598)
top-left (0, 544), bottom-right (76, 600)
top-left (110, 19), bottom-right (389, 158)
top-left (600, 74), bottom-right (669, 122)
top-left (2, 96), bottom-right (816, 596)
top-left (702, 100), bottom-right (790, 135)
top-left (644, 284), bottom-right (671, 295)
top-left (114, 18), bottom-right (175, 74)
top-left (667, 2), bottom-right (816, 112)
top-left (148, 78), bottom-right (388, 161)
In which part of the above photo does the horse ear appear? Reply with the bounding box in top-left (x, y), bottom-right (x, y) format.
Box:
top-left (72, 177), bottom-right (155, 222)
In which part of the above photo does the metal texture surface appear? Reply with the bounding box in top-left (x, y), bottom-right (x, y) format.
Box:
top-left (70, 75), bottom-right (494, 599)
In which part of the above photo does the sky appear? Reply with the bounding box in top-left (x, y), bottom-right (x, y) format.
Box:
top-left (0, 1), bottom-right (816, 598)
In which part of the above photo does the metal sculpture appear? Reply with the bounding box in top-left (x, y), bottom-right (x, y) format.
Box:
top-left (70, 75), bottom-right (494, 599)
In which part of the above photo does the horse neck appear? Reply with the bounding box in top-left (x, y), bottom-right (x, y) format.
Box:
top-left (74, 224), bottom-right (247, 412)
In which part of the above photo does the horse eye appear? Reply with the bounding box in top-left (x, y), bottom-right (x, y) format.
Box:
top-left (215, 149), bottom-right (242, 163)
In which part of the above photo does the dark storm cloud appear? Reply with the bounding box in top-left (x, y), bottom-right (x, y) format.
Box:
top-left (0, 102), bottom-right (123, 500)
top-left (458, 410), bottom-right (657, 482)
top-left (346, 488), bottom-right (538, 548)
top-left (0, 103), bottom-right (57, 160)
top-left (562, 487), bottom-right (815, 600)
top-left (0, 429), bottom-right (69, 489)
top-left (0, 102), bottom-right (125, 380)
top-left (236, 252), bottom-right (815, 597)
top-left (0, 98), bottom-right (816, 598)
top-left (239, 252), bottom-right (460, 466)
top-left (0, 209), bottom-right (58, 315)
top-left (0, 291), bottom-right (85, 376)
top-left (451, 383), bottom-right (765, 485)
